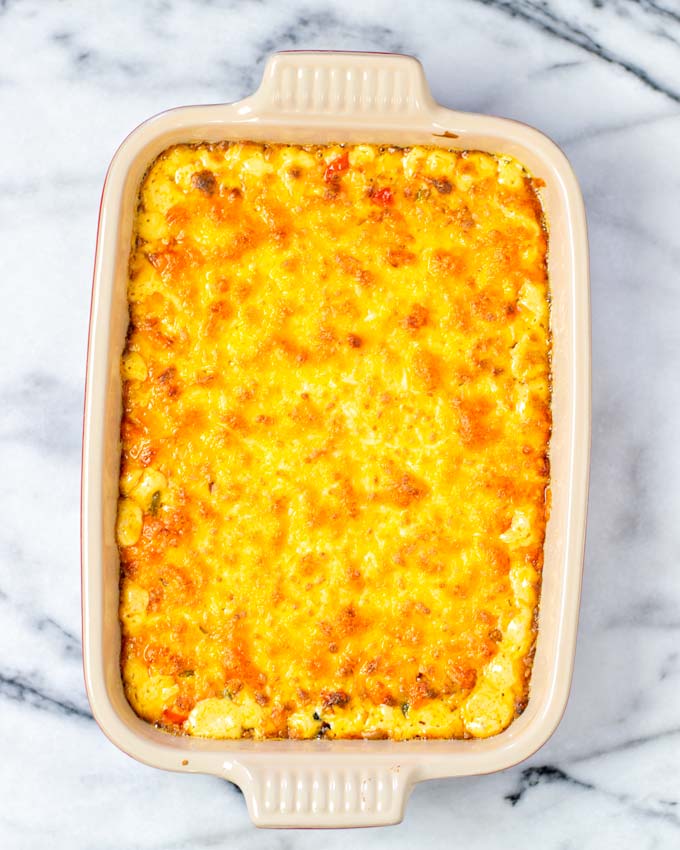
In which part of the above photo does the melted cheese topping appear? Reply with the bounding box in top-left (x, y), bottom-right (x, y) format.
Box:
top-left (118, 142), bottom-right (551, 740)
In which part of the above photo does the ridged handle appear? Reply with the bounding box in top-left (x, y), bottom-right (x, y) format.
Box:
top-left (253, 50), bottom-right (435, 117)
top-left (237, 763), bottom-right (412, 828)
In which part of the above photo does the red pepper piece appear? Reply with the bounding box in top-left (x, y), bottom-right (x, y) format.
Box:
top-left (371, 187), bottom-right (394, 206)
top-left (324, 152), bottom-right (350, 182)
top-left (163, 708), bottom-right (189, 725)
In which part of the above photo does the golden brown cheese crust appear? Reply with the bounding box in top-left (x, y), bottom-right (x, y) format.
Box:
top-left (117, 142), bottom-right (551, 740)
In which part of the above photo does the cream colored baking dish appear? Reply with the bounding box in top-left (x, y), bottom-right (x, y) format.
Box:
top-left (82, 50), bottom-right (590, 828)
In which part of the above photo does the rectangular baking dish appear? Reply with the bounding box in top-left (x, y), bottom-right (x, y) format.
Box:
top-left (82, 50), bottom-right (590, 829)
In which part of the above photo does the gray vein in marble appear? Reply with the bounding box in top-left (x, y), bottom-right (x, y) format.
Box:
top-left (255, 8), bottom-right (408, 64)
top-left (51, 29), bottom-right (149, 81)
top-left (0, 670), bottom-right (92, 721)
top-left (659, 652), bottom-right (679, 681)
top-left (473, 0), bottom-right (680, 102)
top-left (569, 726), bottom-right (680, 764)
top-left (47, 26), bottom-right (250, 94)
top-left (530, 59), bottom-right (584, 76)
top-left (505, 764), bottom-right (594, 806)
top-left (35, 616), bottom-right (81, 655)
top-left (632, 0), bottom-right (680, 26)
top-left (0, 593), bottom-right (84, 704)
top-left (560, 110), bottom-right (680, 146)
top-left (506, 763), bottom-right (680, 827)
top-left (496, 725), bottom-right (680, 818)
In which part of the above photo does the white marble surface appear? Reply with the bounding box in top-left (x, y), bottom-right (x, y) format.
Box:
top-left (1, 0), bottom-right (679, 846)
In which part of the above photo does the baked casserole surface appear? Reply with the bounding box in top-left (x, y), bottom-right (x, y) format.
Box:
top-left (117, 142), bottom-right (551, 740)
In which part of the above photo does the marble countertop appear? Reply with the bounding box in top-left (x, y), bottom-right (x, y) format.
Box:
top-left (2, 0), bottom-right (679, 846)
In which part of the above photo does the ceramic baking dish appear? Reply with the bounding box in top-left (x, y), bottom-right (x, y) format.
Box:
top-left (82, 50), bottom-right (590, 828)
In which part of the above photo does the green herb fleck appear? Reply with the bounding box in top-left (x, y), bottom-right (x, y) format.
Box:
top-left (401, 702), bottom-right (410, 717)
top-left (179, 669), bottom-right (194, 678)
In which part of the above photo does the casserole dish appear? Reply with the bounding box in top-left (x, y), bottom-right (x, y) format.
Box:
top-left (82, 50), bottom-right (590, 828)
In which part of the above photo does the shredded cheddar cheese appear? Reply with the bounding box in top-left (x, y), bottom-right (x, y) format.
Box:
top-left (118, 142), bottom-right (551, 740)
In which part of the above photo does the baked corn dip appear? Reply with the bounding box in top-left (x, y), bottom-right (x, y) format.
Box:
top-left (117, 141), bottom-right (551, 740)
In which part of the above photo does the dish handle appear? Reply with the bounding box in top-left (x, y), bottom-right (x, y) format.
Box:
top-left (232, 760), bottom-right (414, 828)
top-left (250, 50), bottom-right (435, 119)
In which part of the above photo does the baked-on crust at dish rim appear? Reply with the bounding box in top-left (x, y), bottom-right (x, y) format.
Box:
top-left (116, 141), bottom-right (551, 740)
